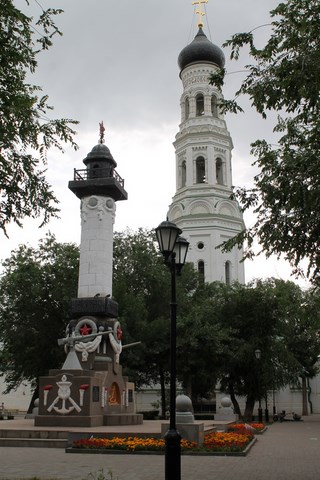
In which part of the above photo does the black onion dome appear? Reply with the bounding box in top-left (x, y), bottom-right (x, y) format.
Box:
top-left (178, 27), bottom-right (225, 71)
top-left (83, 143), bottom-right (117, 167)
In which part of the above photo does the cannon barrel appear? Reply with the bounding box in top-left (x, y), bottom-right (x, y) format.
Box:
top-left (57, 330), bottom-right (111, 346)
top-left (122, 341), bottom-right (141, 349)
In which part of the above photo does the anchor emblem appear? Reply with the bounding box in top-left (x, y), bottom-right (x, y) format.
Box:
top-left (47, 375), bottom-right (81, 414)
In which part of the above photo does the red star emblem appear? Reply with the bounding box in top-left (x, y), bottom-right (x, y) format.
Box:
top-left (80, 324), bottom-right (92, 336)
top-left (117, 325), bottom-right (123, 341)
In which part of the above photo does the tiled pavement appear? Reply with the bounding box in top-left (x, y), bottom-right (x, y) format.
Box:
top-left (1, 415), bottom-right (320, 479)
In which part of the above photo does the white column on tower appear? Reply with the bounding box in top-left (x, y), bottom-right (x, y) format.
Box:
top-left (78, 195), bottom-right (116, 298)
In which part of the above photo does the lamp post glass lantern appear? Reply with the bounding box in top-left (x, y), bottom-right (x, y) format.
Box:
top-left (255, 349), bottom-right (261, 360)
top-left (155, 220), bottom-right (181, 262)
top-left (155, 220), bottom-right (189, 480)
top-left (173, 236), bottom-right (189, 274)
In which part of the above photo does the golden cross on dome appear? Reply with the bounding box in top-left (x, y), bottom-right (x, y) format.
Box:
top-left (192, 0), bottom-right (208, 28)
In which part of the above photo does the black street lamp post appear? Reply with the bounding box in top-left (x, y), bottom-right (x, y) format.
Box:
top-left (255, 349), bottom-right (263, 423)
top-left (265, 392), bottom-right (269, 423)
top-left (155, 220), bottom-right (189, 480)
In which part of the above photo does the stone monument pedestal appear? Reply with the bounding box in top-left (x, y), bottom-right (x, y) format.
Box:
top-left (161, 394), bottom-right (204, 445)
top-left (35, 368), bottom-right (142, 427)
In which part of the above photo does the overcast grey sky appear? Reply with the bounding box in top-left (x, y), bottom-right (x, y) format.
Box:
top-left (2, 0), bottom-right (308, 286)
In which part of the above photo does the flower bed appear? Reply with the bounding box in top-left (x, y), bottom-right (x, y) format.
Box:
top-left (202, 432), bottom-right (253, 453)
top-left (71, 431), bottom-right (254, 455)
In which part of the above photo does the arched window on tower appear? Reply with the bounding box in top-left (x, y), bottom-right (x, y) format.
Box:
top-left (211, 95), bottom-right (218, 117)
top-left (185, 97), bottom-right (190, 120)
top-left (225, 261), bottom-right (231, 285)
top-left (181, 160), bottom-right (186, 187)
top-left (196, 156), bottom-right (206, 183)
top-left (198, 260), bottom-right (205, 284)
top-left (216, 158), bottom-right (224, 185)
top-left (196, 94), bottom-right (205, 116)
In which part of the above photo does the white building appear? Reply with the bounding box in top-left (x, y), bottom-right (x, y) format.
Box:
top-left (167, 26), bottom-right (245, 284)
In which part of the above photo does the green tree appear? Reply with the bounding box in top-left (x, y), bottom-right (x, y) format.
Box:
top-left (277, 284), bottom-right (320, 415)
top-left (113, 228), bottom-right (198, 417)
top-left (217, 279), bottom-right (320, 419)
top-left (214, 280), bottom-right (286, 420)
top-left (178, 279), bottom-right (310, 420)
top-left (176, 282), bottom-right (230, 403)
top-left (211, 0), bottom-right (320, 283)
top-left (0, 0), bottom-right (78, 232)
top-left (0, 234), bottom-right (79, 392)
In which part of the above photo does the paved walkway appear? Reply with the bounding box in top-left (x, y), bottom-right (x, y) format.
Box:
top-left (1, 415), bottom-right (320, 479)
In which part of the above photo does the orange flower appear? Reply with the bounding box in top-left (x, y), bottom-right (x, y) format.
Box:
top-left (73, 431), bottom-right (254, 453)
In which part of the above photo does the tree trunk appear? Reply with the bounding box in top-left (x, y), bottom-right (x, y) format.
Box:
top-left (229, 383), bottom-right (241, 417)
top-left (159, 368), bottom-right (167, 419)
top-left (185, 377), bottom-right (192, 400)
top-left (301, 376), bottom-right (308, 416)
top-left (244, 394), bottom-right (255, 421)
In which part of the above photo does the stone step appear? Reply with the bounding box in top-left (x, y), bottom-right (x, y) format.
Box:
top-left (0, 420), bottom-right (217, 448)
top-left (0, 429), bottom-right (68, 439)
top-left (0, 437), bottom-right (67, 448)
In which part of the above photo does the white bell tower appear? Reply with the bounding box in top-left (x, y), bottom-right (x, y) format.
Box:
top-left (168, 17), bottom-right (245, 284)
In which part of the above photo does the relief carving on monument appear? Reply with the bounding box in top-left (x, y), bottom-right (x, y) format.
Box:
top-left (80, 196), bottom-right (116, 222)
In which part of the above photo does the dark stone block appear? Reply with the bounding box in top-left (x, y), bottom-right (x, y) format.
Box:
top-left (68, 178), bottom-right (127, 201)
top-left (71, 297), bottom-right (118, 317)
